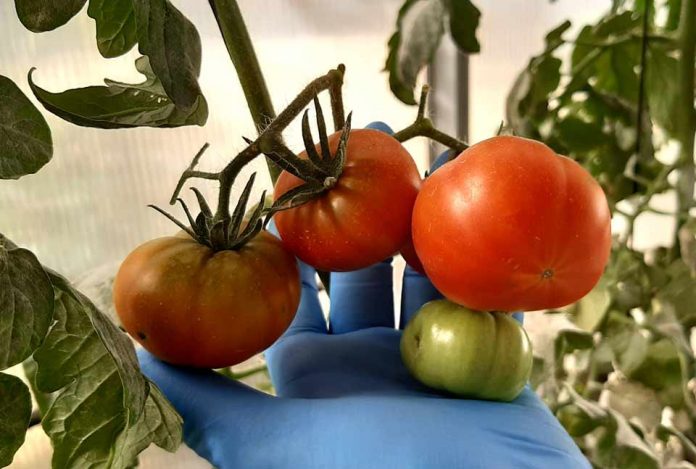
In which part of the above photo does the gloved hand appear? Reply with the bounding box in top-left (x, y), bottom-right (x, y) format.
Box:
top-left (138, 122), bottom-right (589, 469)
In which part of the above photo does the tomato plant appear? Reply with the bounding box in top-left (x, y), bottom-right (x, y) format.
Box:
top-left (113, 231), bottom-right (300, 368)
top-left (412, 136), bottom-right (612, 312)
top-left (274, 128), bottom-right (421, 272)
top-left (401, 299), bottom-right (532, 401)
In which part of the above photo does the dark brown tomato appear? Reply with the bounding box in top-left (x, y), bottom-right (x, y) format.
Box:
top-left (113, 230), bottom-right (300, 368)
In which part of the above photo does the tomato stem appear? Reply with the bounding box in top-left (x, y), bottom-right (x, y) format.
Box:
top-left (208, 0), bottom-right (281, 182)
top-left (393, 85), bottom-right (469, 154)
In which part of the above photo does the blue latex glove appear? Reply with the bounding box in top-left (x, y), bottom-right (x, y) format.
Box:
top-left (139, 122), bottom-right (589, 469)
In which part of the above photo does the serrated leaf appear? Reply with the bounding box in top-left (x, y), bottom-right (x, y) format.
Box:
top-left (111, 384), bottom-right (182, 468)
top-left (444, 0), bottom-right (481, 53)
top-left (0, 373), bottom-right (31, 467)
top-left (386, 0), bottom-right (446, 105)
top-left (132, 0), bottom-right (204, 111)
top-left (14, 0), bottom-right (86, 32)
top-left (32, 270), bottom-right (179, 468)
top-left (0, 75), bottom-right (53, 179)
top-left (0, 234), bottom-right (54, 369)
top-left (87, 0), bottom-right (137, 58)
top-left (28, 57), bottom-right (208, 128)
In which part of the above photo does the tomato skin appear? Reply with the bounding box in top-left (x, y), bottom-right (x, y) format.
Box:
top-left (113, 231), bottom-right (300, 368)
top-left (274, 129), bottom-right (421, 272)
top-left (401, 300), bottom-right (532, 401)
top-left (412, 136), bottom-right (611, 312)
top-left (400, 236), bottom-right (425, 274)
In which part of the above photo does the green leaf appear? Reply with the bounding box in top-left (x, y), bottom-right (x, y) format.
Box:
top-left (652, 260), bottom-right (696, 328)
top-left (603, 311), bottom-right (649, 377)
top-left (385, 0), bottom-right (446, 105)
top-left (111, 384), bottom-right (183, 468)
top-left (556, 115), bottom-right (609, 152)
top-left (646, 46), bottom-right (680, 137)
top-left (33, 270), bottom-right (181, 468)
top-left (0, 75), bottom-right (53, 179)
top-left (554, 329), bottom-right (594, 364)
top-left (132, 0), bottom-right (204, 111)
top-left (595, 409), bottom-right (659, 469)
top-left (545, 20), bottom-right (572, 49)
top-left (556, 384), bottom-right (608, 437)
top-left (87, 0), bottom-right (137, 58)
top-left (28, 57), bottom-right (208, 128)
top-left (0, 373), bottom-right (31, 467)
top-left (444, 0), bottom-right (481, 53)
top-left (571, 276), bottom-right (612, 331)
top-left (14, 0), bottom-right (86, 32)
top-left (678, 217), bottom-right (696, 273)
top-left (0, 234), bottom-right (54, 369)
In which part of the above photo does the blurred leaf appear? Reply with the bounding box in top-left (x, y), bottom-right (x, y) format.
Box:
top-left (595, 409), bottom-right (659, 469)
top-left (29, 57), bottom-right (208, 128)
top-left (87, 0), bottom-right (137, 58)
top-left (556, 385), bottom-right (608, 436)
top-left (444, 0), bottom-right (481, 53)
top-left (0, 234), bottom-right (54, 369)
top-left (0, 75), bottom-right (53, 179)
top-left (652, 260), bottom-right (696, 328)
top-left (604, 311), bottom-right (649, 376)
top-left (506, 54), bottom-right (561, 135)
top-left (132, 0), bottom-right (204, 111)
top-left (0, 373), bottom-right (31, 467)
top-left (386, 0), bottom-right (446, 105)
top-left (556, 115), bottom-right (609, 152)
top-left (33, 270), bottom-right (181, 468)
top-left (646, 46), bottom-right (680, 136)
top-left (14, 0), bottom-right (86, 32)
top-left (554, 329), bottom-right (593, 380)
top-left (678, 218), bottom-right (696, 273)
top-left (545, 20), bottom-right (572, 49)
top-left (657, 425), bottom-right (696, 461)
top-left (571, 276), bottom-right (612, 331)
top-left (630, 339), bottom-right (684, 406)
top-left (530, 356), bottom-right (549, 390)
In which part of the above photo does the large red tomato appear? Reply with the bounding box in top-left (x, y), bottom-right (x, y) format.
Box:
top-left (274, 129), bottom-right (421, 272)
top-left (412, 136), bottom-right (611, 312)
top-left (113, 231), bottom-right (300, 368)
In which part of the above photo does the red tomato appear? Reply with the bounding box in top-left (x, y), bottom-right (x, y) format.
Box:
top-left (113, 231), bottom-right (300, 368)
top-left (400, 236), bottom-right (425, 274)
top-left (274, 129), bottom-right (421, 271)
top-left (412, 136), bottom-right (611, 312)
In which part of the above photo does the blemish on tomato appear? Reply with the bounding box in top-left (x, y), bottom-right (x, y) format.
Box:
top-left (137, 331), bottom-right (147, 340)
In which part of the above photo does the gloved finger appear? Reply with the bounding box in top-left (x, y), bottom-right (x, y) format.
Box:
top-left (137, 348), bottom-right (273, 463)
top-left (268, 220), bottom-right (327, 334)
top-left (399, 266), bottom-right (443, 328)
top-left (328, 259), bottom-right (395, 333)
top-left (326, 121), bottom-right (398, 334)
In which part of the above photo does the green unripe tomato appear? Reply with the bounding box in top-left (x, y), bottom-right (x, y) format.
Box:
top-left (400, 300), bottom-right (533, 402)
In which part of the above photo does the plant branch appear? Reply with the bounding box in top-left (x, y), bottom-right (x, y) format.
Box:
top-left (393, 85), bottom-right (468, 154)
top-left (673, 0), bottom-right (696, 254)
top-left (208, 0), bottom-right (281, 182)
